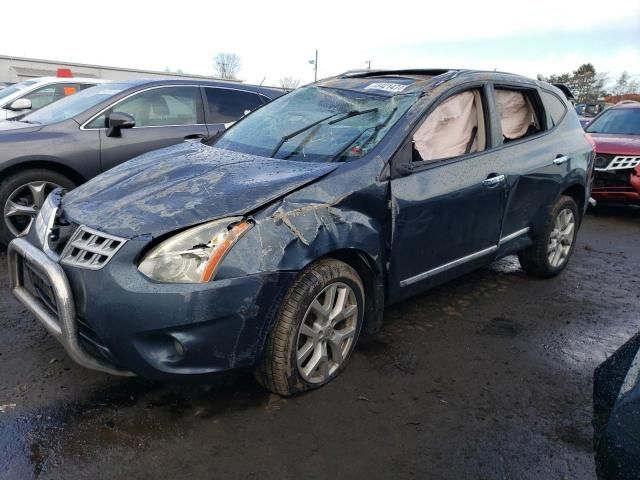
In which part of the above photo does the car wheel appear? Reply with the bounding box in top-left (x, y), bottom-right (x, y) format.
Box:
top-left (518, 195), bottom-right (579, 278)
top-left (0, 169), bottom-right (76, 246)
top-left (256, 258), bottom-right (365, 396)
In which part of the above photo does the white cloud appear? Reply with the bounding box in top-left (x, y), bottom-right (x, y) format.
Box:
top-left (2, 0), bottom-right (638, 85)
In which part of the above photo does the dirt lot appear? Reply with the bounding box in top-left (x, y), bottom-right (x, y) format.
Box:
top-left (0, 207), bottom-right (638, 480)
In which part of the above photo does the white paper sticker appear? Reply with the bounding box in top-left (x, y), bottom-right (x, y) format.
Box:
top-left (364, 82), bottom-right (408, 93)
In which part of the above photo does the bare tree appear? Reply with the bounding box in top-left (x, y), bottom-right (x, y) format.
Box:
top-left (279, 76), bottom-right (301, 91)
top-left (613, 71), bottom-right (640, 96)
top-left (213, 53), bottom-right (241, 80)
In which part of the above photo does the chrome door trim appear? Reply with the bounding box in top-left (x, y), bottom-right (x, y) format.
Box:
top-left (81, 84), bottom-right (270, 131)
top-left (80, 84), bottom-right (202, 131)
top-left (498, 227), bottom-right (530, 245)
top-left (399, 245), bottom-right (498, 287)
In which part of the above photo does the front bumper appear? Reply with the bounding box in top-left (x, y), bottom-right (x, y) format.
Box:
top-left (592, 169), bottom-right (640, 205)
top-left (8, 237), bottom-right (132, 376)
top-left (8, 237), bottom-right (297, 379)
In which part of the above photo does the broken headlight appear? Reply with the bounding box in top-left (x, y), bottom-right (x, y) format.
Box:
top-left (138, 217), bottom-right (253, 283)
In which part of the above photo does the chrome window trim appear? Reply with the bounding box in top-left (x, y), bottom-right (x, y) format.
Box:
top-left (498, 227), bottom-right (530, 245)
top-left (400, 245), bottom-right (498, 287)
top-left (80, 84), bottom-right (202, 131)
top-left (81, 84), bottom-right (268, 131)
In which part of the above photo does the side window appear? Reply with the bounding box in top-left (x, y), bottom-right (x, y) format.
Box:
top-left (495, 88), bottom-right (544, 142)
top-left (22, 85), bottom-right (59, 110)
top-left (105, 87), bottom-right (199, 128)
top-left (205, 88), bottom-right (264, 123)
top-left (412, 89), bottom-right (487, 162)
top-left (540, 90), bottom-right (567, 127)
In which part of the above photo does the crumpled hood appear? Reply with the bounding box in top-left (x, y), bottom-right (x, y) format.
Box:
top-left (62, 142), bottom-right (338, 238)
top-left (590, 133), bottom-right (640, 156)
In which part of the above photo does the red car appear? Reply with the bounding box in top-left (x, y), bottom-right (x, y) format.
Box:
top-left (585, 103), bottom-right (640, 205)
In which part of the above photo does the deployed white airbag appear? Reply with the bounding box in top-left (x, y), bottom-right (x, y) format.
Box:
top-left (413, 91), bottom-right (478, 161)
top-left (496, 90), bottom-right (532, 140)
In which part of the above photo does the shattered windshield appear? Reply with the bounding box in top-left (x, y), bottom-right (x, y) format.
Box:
top-left (215, 86), bottom-right (419, 162)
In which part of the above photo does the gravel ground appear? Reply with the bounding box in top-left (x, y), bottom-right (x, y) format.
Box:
top-left (0, 206), bottom-right (638, 479)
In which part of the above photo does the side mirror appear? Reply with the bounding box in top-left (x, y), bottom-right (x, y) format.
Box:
top-left (106, 112), bottom-right (135, 137)
top-left (8, 98), bottom-right (32, 111)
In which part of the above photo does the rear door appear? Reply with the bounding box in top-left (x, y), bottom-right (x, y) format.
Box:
top-left (491, 84), bottom-right (572, 255)
top-left (202, 86), bottom-right (267, 134)
top-left (90, 85), bottom-right (208, 172)
top-left (387, 85), bottom-right (508, 301)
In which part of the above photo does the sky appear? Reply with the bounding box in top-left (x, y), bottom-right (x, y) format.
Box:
top-left (2, 0), bottom-right (639, 88)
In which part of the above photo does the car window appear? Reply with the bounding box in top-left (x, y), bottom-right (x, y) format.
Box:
top-left (22, 83), bottom-right (129, 125)
top-left (412, 89), bottom-right (487, 162)
top-left (22, 85), bottom-right (60, 110)
top-left (205, 88), bottom-right (265, 123)
top-left (0, 79), bottom-right (38, 104)
top-left (92, 86), bottom-right (200, 128)
top-left (586, 108), bottom-right (640, 135)
top-left (215, 85), bottom-right (418, 162)
top-left (540, 90), bottom-right (567, 127)
top-left (495, 88), bottom-right (544, 142)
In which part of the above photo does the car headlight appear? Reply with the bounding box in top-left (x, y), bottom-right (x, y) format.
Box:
top-left (138, 217), bottom-right (253, 283)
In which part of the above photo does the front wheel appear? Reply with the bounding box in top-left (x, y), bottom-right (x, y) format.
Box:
top-left (255, 258), bottom-right (365, 396)
top-left (518, 195), bottom-right (580, 278)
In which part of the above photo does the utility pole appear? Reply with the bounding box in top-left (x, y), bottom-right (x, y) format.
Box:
top-left (309, 49), bottom-right (318, 82)
top-left (365, 60), bottom-right (371, 70)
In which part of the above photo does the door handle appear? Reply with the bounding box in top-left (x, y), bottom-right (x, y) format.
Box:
top-left (553, 155), bottom-right (569, 165)
top-left (184, 133), bottom-right (206, 141)
top-left (482, 174), bottom-right (505, 187)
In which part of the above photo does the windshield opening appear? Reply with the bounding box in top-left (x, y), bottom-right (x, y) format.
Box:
top-left (21, 83), bottom-right (128, 125)
top-left (214, 86), bottom-right (419, 162)
top-left (586, 108), bottom-right (640, 135)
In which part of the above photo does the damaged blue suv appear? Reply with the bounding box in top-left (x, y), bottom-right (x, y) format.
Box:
top-left (8, 69), bottom-right (594, 395)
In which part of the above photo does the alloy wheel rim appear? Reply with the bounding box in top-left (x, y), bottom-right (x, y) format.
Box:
top-left (547, 208), bottom-right (575, 268)
top-left (3, 181), bottom-right (60, 237)
top-left (296, 282), bottom-right (359, 384)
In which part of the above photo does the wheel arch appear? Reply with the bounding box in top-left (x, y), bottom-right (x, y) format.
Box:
top-left (321, 248), bottom-right (385, 336)
top-left (0, 160), bottom-right (87, 186)
top-left (559, 182), bottom-right (586, 221)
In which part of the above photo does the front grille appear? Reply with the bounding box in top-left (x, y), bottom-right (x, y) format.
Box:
top-left (595, 155), bottom-right (640, 172)
top-left (60, 226), bottom-right (126, 270)
top-left (22, 260), bottom-right (58, 318)
top-left (594, 170), bottom-right (631, 189)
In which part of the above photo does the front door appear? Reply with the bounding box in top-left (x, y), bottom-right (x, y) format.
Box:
top-left (91, 85), bottom-right (208, 172)
top-left (387, 87), bottom-right (508, 301)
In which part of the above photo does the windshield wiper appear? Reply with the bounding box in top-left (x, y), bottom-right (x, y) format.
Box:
top-left (327, 108), bottom-right (378, 125)
top-left (270, 109), bottom-right (380, 159)
top-left (355, 107), bottom-right (398, 152)
top-left (329, 107), bottom-right (399, 162)
top-left (270, 112), bottom-right (344, 158)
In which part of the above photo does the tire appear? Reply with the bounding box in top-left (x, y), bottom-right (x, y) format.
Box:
top-left (518, 195), bottom-right (580, 278)
top-left (255, 258), bottom-right (365, 396)
top-left (0, 169), bottom-right (76, 246)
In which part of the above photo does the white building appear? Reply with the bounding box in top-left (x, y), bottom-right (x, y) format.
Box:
top-left (0, 54), bottom-right (237, 84)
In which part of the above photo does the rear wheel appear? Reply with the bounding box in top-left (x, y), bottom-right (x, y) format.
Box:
top-left (255, 258), bottom-right (364, 396)
top-left (518, 195), bottom-right (579, 278)
top-left (0, 169), bottom-right (76, 246)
